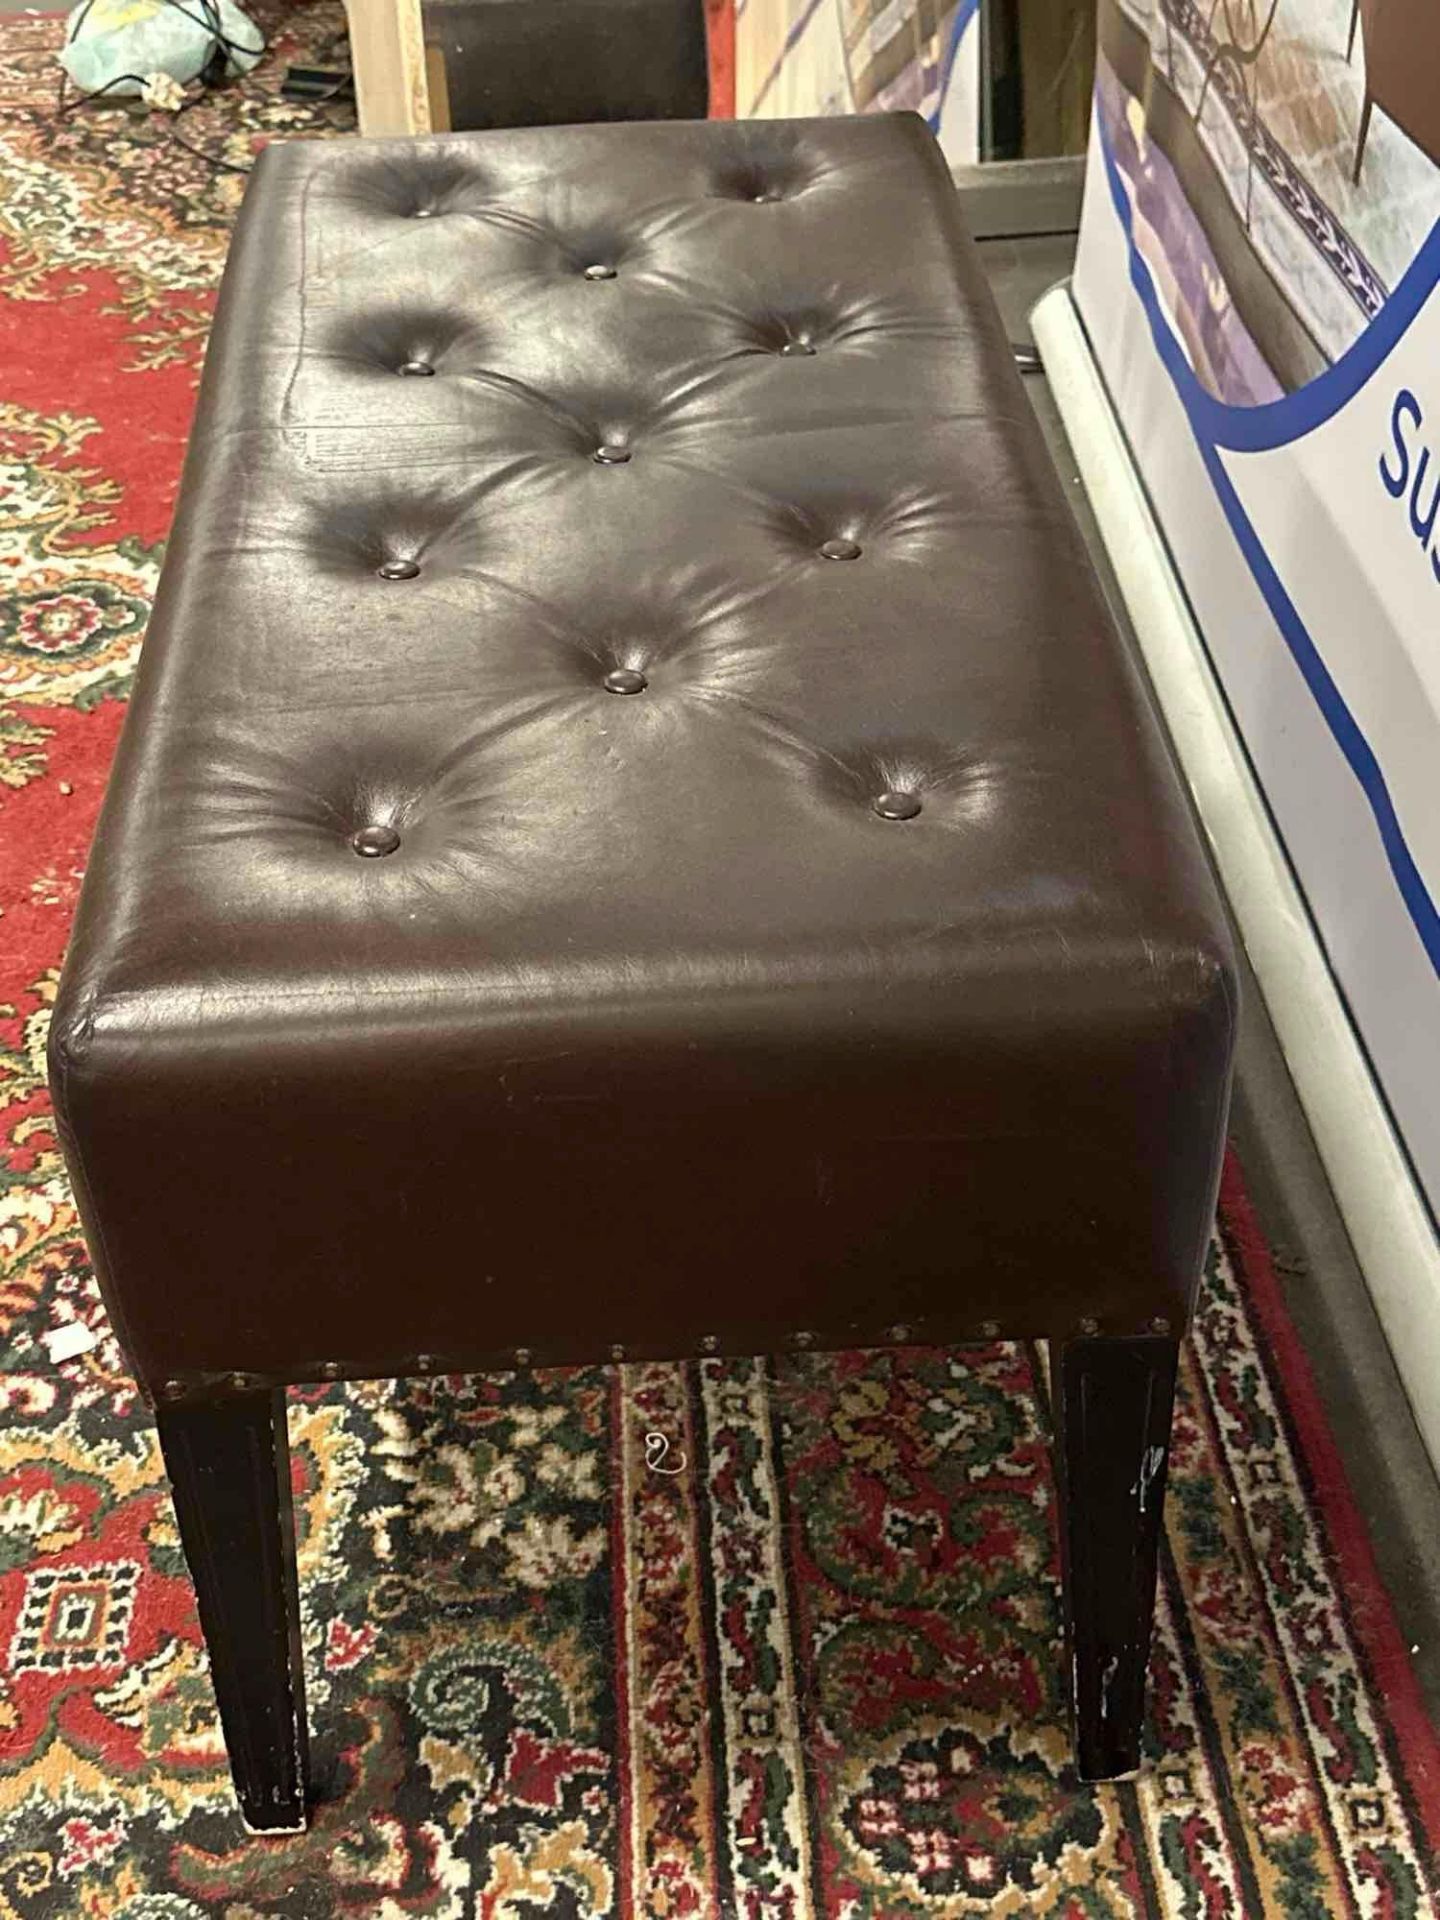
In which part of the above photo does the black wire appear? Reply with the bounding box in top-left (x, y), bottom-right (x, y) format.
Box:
top-left (49, 0), bottom-right (360, 179)
top-left (56, 70), bottom-right (152, 113)
top-left (62, 0), bottom-right (102, 52)
top-left (164, 78), bottom-right (258, 175)
top-left (54, 78), bottom-right (255, 175)
top-left (52, 0), bottom-right (276, 176)
top-left (155, 0), bottom-right (265, 66)
top-left (294, 72), bottom-right (354, 103)
top-left (59, 0), bottom-right (265, 94)
top-left (168, 119), bottom-right (253, 172)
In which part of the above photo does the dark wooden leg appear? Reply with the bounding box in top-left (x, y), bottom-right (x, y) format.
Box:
top-left (1346, 0), bottom-right (1359, 60)
top-left (1354, 92), bottom-right (1372, 183)
top-left (156, 1388), bottom-right (309, 1832)
top-left (1054, 1335), bottom-right (1179, 1782)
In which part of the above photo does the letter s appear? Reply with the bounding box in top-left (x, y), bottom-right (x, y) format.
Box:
top-left (1380, 388), bottom-right (1422, 499)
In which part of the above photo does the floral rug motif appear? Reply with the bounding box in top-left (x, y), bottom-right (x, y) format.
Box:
top-left (3, 10), bottom-right (1440, 1914)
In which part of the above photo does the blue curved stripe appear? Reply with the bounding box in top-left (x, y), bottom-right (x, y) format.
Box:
top-left (1095, 117), bottom-right (1440, 978)
top-left (1199, 221), bottom-right (1440, 452)
top-left (926, 0), bottom-right (979, 135)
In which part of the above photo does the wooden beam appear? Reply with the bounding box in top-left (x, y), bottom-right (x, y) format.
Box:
top-left (345, 0), bottom-right (432, 137)
top-left (425, 41), bottom-right (452, 132)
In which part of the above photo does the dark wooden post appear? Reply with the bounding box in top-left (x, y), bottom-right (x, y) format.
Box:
top-left (1054, 1335), bottom-right (1179, 1782)
top-left (155, 1387), bottom-right (310, 1832)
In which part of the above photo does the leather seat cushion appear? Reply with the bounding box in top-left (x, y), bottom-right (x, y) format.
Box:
top-left (50, 117), bottom-right (1236, 1392)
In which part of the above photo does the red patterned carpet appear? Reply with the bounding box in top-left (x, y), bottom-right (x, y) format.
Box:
top-left (3, 10), bottom-right (1440, 1914)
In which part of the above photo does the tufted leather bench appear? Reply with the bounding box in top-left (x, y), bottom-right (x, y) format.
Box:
top-left (49, 115), bottom-right (1236, 1831)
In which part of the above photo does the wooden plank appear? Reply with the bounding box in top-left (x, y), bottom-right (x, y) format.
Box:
top-left (425, 41), bottom-right (452, 133)
top-left (345, 0), bottom-right (432, 136)
top-left (422, 42), bottom-right (451, 132)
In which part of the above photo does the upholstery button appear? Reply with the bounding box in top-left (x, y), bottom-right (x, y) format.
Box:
top-left (583, 263), bottom-right (617, 281)
top-left (411, 206), bottom-right (436, 219)
top-left (753, 191), bottom-right (781, 204)
top-left (820, 537), bottom-right (861, 561)
top-left (873, 790), bottom-right (921, 821)
top-left (780, 340), bottom-right (815, 356)
top-left (377, 558), bottom-right (420, 581)
top-left (603, 667), bottom-right (647, 695)
top-left (398, 359), bottom-right (435, 377)
top-left (594, 443), bottom-right (632, 465)
top-left (352, 824), bottom-right (401, 857)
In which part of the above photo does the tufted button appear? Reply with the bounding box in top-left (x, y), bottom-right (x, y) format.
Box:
top-left (603, 667), bottom-right (647, 695)
top-left (411, 206), bottom-right (436, 220)
top-left (377, 558), bottom-right (420, 581)
top-left (820, 538), bottom-right (861, 562)
top-left (594, 443), bottom-right (632, 465)
top-left (752, 190), bottom-right (781, 204)
top-left (583, 263), bottom-right (617, 281)
top-left (398, 359), bottom-right (435, 377)
top-left (352, 824), bottom-right (401, 857)
top-left (780, 340), bottom-right (815, 357)
top-left (873, 790), bottom-right (921, 821)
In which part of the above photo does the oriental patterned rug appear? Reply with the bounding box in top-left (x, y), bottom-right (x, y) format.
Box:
top-left (2, 9), bottom-right (1439, 1913)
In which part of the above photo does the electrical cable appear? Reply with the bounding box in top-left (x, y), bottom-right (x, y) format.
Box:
top-left (155, 0), bottom-right (264, 67)
top-left (168, 114), bottom-right (254, 173)
top-left (56, 69), bottom-right (151, 112)
top-left (50, 0), bottom-right (292, 181)
top-left (50, 0), bottom-right (363, 181)
top-left (59, 0), bottom-right (265, 96)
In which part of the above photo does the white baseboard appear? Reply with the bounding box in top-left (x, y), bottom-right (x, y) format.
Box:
top-left (1031, 283), bottom-right (1440, 1475)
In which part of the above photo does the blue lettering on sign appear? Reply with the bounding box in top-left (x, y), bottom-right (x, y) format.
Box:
top-left (1379, 389), bottom-right (1440, 584)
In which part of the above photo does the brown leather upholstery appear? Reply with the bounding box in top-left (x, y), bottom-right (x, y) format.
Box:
top-left (422, 0), bottom-right (708, 131)
top-left (49, 116), bottom-right (1236, 1405)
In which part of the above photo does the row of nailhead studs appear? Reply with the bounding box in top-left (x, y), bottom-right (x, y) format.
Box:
top-left (156, 1317), bottom-right (1177, 1396)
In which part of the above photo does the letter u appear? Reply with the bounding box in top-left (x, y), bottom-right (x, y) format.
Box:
top-left (1411, 448), bottom-right (1440, 546)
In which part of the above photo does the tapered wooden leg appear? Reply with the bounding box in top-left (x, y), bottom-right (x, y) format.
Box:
top-left (156, 1388), bottom-right (309, 1832)
top-left (1054, 1335), bottom-right (1179, 1782)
